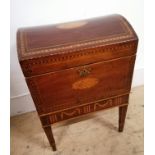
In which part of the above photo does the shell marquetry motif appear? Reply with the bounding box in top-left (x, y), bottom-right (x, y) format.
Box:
top-left (72, 77), bottom-right (99, 90)
top-left (56, 21), bottom-right (87, 29)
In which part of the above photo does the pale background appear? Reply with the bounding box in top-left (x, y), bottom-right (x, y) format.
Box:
top-left (10, 0), bottom-right (144, 116)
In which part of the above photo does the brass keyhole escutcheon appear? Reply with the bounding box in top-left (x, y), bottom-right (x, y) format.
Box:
top-left (78, 67), bottom-right (92, 77)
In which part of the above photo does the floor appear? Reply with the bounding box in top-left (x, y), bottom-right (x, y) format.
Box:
top-left (11, 86), bottom-right (144, 155)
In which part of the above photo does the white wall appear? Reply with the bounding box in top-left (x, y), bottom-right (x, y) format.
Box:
top-left (10, 0), bottom-right (144, 116)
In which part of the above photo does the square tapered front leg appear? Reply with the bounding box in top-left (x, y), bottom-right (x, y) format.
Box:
top-left (119, 105), bottom-right (128, 132)
top-left (43, 126), bottom-right (57, 151)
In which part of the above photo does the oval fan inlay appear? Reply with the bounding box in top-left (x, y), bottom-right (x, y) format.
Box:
top-left (72, 78), bottom-right (98, 90)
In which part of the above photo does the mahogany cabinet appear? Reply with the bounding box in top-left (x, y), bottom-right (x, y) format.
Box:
top-left (17, 14), bottom-right (138, 151)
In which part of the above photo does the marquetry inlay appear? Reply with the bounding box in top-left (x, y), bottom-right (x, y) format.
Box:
top-left (56, 21), bottom-right (87, 29)
top-left (41, 94), bottom-right (129, 125)
top-left (17, 14), bottom-right (138, 151)
top-left (72, 78), bottom-right (99, 90)
top-left (17, 15), bottom-right (135, 60)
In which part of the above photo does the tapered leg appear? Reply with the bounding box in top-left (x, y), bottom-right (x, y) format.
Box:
top-left (43, 126), bottom-right (57, 151)
top-left (118, 105), bottom-right (128, 132)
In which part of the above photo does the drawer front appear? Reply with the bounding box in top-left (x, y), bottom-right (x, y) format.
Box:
top-left (27, 55), bottom-right (135, 114)
top-left (40, 94), bottom-right (129, 125)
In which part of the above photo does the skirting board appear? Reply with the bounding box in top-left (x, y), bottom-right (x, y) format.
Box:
top-left (10, 68), bottom-right (144, 116)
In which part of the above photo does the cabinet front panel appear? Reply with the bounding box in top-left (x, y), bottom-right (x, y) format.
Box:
top-left (27, 55), bottom-right (135, 114)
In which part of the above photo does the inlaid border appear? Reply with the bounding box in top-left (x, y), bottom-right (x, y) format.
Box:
top-left (18, 15), bottom-right (136, 59)
top-left (40, 94), bottom-right (129, 126)
top-left (22, 43), bottom-right (136, 66)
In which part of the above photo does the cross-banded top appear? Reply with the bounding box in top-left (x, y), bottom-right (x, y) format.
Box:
top-left (17, 14), bottom-right (138, 60)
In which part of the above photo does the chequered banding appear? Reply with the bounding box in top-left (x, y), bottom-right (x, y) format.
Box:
top-left (40, 94), bottom-right (129, 126)
top-left (18, 16), bottom-right (136, 60)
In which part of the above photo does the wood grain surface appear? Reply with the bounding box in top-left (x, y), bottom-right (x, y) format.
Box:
top-left (17, 14), bottom-right (138, 151)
